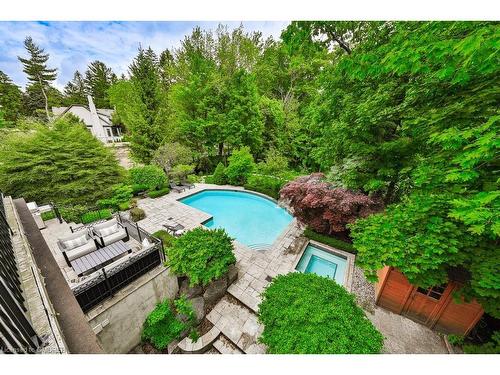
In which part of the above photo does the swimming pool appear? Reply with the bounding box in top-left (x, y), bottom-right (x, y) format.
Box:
top-left (295, 243), bottom-right (348, 285)
top-left (179, 190), bottom-right (293, 249)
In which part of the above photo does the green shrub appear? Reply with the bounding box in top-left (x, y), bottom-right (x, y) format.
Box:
top-left (257, 149), bottom-right (289, 176)
top-left (210, 162), bottom-right (227, 185)
top-left (130, 165), bottom-right (167, 191)
top-left (244, 174), bottom-right (285, 199)
top-left (463, 332), bottom-right (500, 354)
top-left (98, 184), bottom-right (133, 210)
top-left (147, 187), bottom-right (170, 198)
top-left (41, 210), bottom-right (56, 221)
top-left (169, 164), bottom-right (194, 184)
top-left (131, 184), bottom-right (148, 196)
top-left (152, 230), bottom-right (176, 249)
top-left (130, 207), bottom-right (146, 222)
top-left (166, 227), bottom-right (236, 286)
top-left (258, 273), bottom-right (384, 354)
top-left (81, 209), bottom-right (113, 224)
top-left (303, 228), bottom-right (356, 254)
top-left (142, 299), bottom-right (187, 350)
top-left (225, 147), bottom-right (255, 185)
top-left (447, 334), bottom-right (465, 346)
top-left (187, 174), bottom-right (201, 184)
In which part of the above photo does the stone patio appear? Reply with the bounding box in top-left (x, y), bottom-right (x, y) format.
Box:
top-left (136, 183), bottom-right (450, 355)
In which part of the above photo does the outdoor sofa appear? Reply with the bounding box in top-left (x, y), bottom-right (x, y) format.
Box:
top-left (57, 230), bottom-right (98, 267)
top-left (91, 218), bottom-right (129, 247)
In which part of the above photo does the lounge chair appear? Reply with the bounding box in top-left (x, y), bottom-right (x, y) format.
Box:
top-left (180, 180), bottom-right (195, 189)
top-left (57, 230), bottom-right (98, 267)
top-left (169, 182), bottom-right (185, 193)
top-left (92, 218), bottom-right (129, 247)
top-left (163, 218), bottom-right (185, 237)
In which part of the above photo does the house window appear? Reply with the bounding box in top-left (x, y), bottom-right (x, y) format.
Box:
top-left (417, 285), bottom-right (447, 300)
top-left (106, 129), bottom-right (112, 137)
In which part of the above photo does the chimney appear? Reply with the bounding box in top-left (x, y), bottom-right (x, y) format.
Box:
top-left (87, 95), bottom-right (107, 142)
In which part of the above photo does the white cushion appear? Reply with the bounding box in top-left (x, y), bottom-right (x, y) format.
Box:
top-left (63, 235), bottom-right (88, 250)
top-left (94, 218), bottom-right (118, 235)
top-left (66, 240), bottom-right (97, 261)
top-left (100, 224), bottom-right (119, 237)
top-left (102, 228), bottom-right (127, 246)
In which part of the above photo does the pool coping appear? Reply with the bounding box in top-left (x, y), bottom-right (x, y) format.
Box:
top-left (292, 239), bottom-right (355, 292)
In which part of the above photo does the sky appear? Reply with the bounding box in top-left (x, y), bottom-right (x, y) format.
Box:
top-left (0, 21), bottom-right (289, 91)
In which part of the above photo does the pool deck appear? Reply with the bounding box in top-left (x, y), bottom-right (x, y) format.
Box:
top-left (135, 183), bottom-right (306, 313)
top-left (135, 183), bottom-right (448, 354)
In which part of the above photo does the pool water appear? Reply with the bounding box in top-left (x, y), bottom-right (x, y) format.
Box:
top-left (179, 190), bottom-right (293, 249)
top-left (296, 244), bottom-right (347, 285)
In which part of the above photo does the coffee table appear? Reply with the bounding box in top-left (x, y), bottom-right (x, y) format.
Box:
top-left (71, 240), bottom-right (132, 276)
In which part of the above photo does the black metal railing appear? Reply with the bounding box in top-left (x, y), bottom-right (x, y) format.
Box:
top-left (72, 215), bottom-right (165, 313)
top-left (0, 192), bottom-right (41, 353)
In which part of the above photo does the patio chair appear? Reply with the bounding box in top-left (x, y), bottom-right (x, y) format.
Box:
top-left (57, 230), bottom-right (98, 267)
top-left (163, 218), bottom-right (185, 237)
top-left (180, 180), bottom-right (195, 189)
top-left (92, 218), bottom-right (129, 247)
top-left (169, 182), bottom-right (185, 193)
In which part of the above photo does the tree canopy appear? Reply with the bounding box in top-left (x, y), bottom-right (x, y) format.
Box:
top-left (0, 117), bottom-right (124, 206)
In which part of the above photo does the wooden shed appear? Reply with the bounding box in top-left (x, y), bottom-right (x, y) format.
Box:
top-left (375, 266), bottom-right (484, 335)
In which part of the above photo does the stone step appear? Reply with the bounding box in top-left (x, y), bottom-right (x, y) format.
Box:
top-left (213, 335), bottom-right (244, 354)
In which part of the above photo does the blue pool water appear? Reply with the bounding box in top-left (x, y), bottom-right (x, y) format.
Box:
top-left (296, 244), bottom-right (347, 285)
top-left (179, 190), bottom-right (293, 249)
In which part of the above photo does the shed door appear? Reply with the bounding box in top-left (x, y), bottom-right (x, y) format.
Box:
top-left (403, 285), bottom-right (447, 325)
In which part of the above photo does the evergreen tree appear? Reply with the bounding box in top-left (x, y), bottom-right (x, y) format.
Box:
top-left (17, 36), bottom-right (57, 120)
top-left (84, 60), bottom-right (116, 108)
top-left (108, 47), bottom-right (170, 163)
top-left (0, 70), bottom-right (23, 127)
top-left (63, 70), bottom-right (87, 105)
top-left (0, 117), bottom-right (124, 206)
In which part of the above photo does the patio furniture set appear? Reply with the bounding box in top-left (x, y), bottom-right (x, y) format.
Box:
top-left (169, 181), bottom-right (194, 193)
top-left (57, 218), bottom-right (131, 276)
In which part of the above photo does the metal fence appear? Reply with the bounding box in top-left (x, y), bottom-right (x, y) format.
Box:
top-left (72, 214), bottom-right (165, 313)
top-left (0, 193), bottom-right (41, 353)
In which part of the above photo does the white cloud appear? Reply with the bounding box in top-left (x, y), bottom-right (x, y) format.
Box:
top-left (0, 21), bottom-right (289, 91)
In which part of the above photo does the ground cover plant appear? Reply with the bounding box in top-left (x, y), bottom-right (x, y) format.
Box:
top-left (165, 227), bottom-right (236, 286)
top-left (142, 295), bottom-right (197, 350)
top-left (258, 273), bottom-right (384, 353)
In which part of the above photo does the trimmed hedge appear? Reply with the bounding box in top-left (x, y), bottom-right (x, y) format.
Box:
top-left (303, 227), bottom-right (356, 254)
top-left (81, 209), bottom-right (113, 224)
top-left (147, 187), bottom-right (170, 198)
top-left (41, 210), bottom-right (56, 221)
top-left (258, 273), bottom-right (384, 354)
top-left (244, 174), bottom-right (285, 199)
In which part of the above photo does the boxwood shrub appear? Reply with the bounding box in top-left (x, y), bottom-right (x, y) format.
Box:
top-left (258, 273), bottom-right (384, 354)
top-left (166, 227), bottom-right (235, 286)
top-left (147, 187), bottom-right (170, 198)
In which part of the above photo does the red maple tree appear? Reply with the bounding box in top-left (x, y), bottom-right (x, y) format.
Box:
top-left (280, 173), bottom-right (383, 237)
